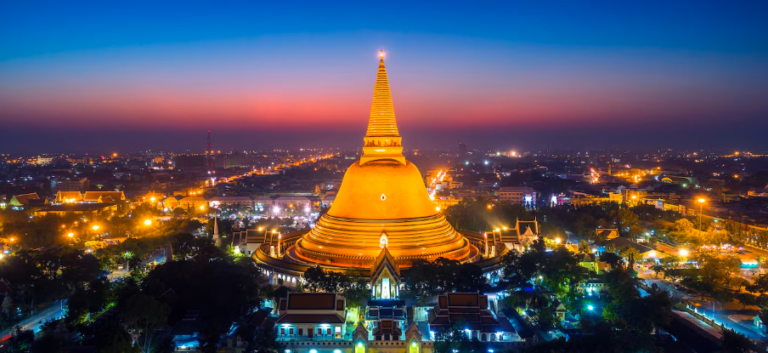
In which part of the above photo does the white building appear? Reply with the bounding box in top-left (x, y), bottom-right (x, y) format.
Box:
top-left (497, 186), bottom-right (536, 207)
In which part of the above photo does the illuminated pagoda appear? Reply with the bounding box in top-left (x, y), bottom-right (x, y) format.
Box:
top-left (254, 52), bottom-right (501, 284)
top-left (290, 51), bottom-right (474, 268)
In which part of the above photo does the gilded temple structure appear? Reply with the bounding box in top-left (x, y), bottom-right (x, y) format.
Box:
top-left (291, 51), bottom-right (473, 268)
top-left (253, 52), bottom-right (515, 279)
top-left (255, 52), bottom-right (531, 353)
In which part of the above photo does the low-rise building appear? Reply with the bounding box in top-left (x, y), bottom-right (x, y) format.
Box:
top-left (276, 293), bottom-right (348, 342)
top-left (497, 186), bottom-right (536, 207)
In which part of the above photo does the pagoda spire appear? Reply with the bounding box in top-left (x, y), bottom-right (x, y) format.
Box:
top-left (360, 50), bottom-right (406, 165)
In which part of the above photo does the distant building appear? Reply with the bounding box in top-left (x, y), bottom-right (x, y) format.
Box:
top-left (427, 292), bottom-right (518, 342)
top-left (9, 193), bottom-right (40, 208)
top-left (53, 177), bottom-right (89, 192)
top-left (458, 142), bottom-right (468, 157)
top-left (55, 191), bottom-right (83, 203)
top-left (275, 293), bottom-right (347, 341)
top-left (497, 186), bottom-right (536, 207)
top-left (83, 191), bottom-right (125, 203)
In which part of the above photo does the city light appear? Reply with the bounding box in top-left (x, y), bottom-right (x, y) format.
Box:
top-left (679, 249), bottom-right (689, 257)
top-left (92, 225), bottom-right (100, 231)
top-left (588, 305), bottom-right (594, 311)
top-left (67, 232), bottom-right (74, 238)
top-left (555, 237), bottom-right (561, 244)
top-left (698, 198), bottom-right (706, 203)
top-left (144, 219), bottom-right (152, 226)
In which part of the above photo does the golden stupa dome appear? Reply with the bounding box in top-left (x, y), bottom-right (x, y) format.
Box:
top-left (327, 160), bottom-right (437, 219)
top-left (290, 52), bottom-right (474, 268)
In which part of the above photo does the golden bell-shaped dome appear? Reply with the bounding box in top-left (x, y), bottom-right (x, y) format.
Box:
top-left (290, 52), bottom-right (474, 268)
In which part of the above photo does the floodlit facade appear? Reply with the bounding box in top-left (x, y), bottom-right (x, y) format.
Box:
top-left (290, 52), bottom-right (474, 269)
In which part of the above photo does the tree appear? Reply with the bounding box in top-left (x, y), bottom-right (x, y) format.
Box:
top-left (6, 327), bottom-right (35, 353)
top-left (599, 252), bottom-right (623, 268)
top-left (618, 246), bottom-right (641, 270)
top-left (650, 264), bottom-right (664, 278)
top-left (121, 294), bottom-right (170, 353)
top-left (721, 328), bottom-right (754, 353)
top-left (500, 250), bottom-right (538, 289)
top-left (616, 208), bottom-right (644, 238)
top-left (747, 274), bottom-right (768, 295)
top-left (735, 292), bottom-right (758, 310)
top-left (578, 239), bottom-right (591, 253)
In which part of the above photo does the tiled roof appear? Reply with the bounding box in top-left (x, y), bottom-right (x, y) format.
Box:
top-left (275, 314), bottom-right (344, 324)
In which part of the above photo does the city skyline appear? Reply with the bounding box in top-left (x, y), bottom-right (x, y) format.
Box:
top-left (2, 1), bottom-right (768, 153)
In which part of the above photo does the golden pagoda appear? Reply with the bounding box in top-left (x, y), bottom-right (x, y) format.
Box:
top-left (292, 51), bottom-right (474, 268)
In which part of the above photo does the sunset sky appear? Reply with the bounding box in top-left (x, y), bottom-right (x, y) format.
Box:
top-left (1, 1), bottom-right (767, 154)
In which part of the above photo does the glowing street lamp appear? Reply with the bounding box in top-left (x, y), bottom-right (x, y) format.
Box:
top-left (587, 305), bottom-right (594, 311)
top-left (67, 232), bottom-right (74, 238)
top-left (144, 219), bottom-right (152, 226)
top-left (679, 249), bottom-right (689, 257)
top-left (697, 198), bottom-right (706, 235)
top-left (555, 237), bottom-right (562, 244)
top-left (92, 225), bottom-right (100, 231)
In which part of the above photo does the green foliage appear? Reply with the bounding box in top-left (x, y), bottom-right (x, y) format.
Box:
top-left (405, 257), bottom-right (486, 296)
top-left (433, 324), bottom-right (487, 353)
top-left (721, 328), bottom-right (755, 353)
top-left (120, 294), bottom-right (170, 353)
top-left (500, 250), bottom-right (538, 289)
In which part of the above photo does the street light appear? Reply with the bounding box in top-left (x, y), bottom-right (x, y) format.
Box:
top-left (679, 249), bottom-right (689, 257)
top-left (144, 219), bottom-right (152, 226)
top-left (697, 198), bottom-right (706, 235)
top-left (67, 232), bottom-right (74, 238)
top-left (587, 305), bottom-right (594, 311)
top-left (555, 237), bottom-right (561, 244)
top-left (92, 225), bottom-right (100, 231)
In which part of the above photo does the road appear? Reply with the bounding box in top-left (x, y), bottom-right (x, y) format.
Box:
top-left (642, 276), bottom-right (767, 343)
top-left (0, 301), bottom-right (63, 341)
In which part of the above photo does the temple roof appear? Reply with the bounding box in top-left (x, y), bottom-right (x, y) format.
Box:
top-left (371, 245), bottom-right (400, 279)
top-left (366, 52), bottom-right (399, 138)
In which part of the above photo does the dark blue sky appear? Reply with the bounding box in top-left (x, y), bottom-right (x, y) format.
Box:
top-left (1, 1), bottom-right (767, 154)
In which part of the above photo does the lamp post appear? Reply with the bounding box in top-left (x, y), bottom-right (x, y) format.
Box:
top-left (270, 230), bottom-right (278, 245)
top-left (697, 198), bottom-right (706, 235)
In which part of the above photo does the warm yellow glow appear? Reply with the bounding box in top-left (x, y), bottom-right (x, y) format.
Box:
top-left (734, 151), bottom-right (740, 156)
top-left (144, 219), bottom-right (152, 226)
top-left (679, 249), bottom-right (689, 257)
top-left (495, 228), bottom-right (500, 232)
top-left (92, 225), bottom-right (100, 231)
top-left (258, 227), bottom-right (264, 231)
top-left (555, 237), bottom-right (562, 244)
top-left (272, 230), bottom-right (277, 234)
top-left (9, 237), bottom-right (15, 242)
top-left (631, 195), bottom-right (637, 199)
top-left (697, 198), bottom-right (706, 203)
top-left (378, 50), bottom-right (385, 59)
top-left (734, 174), bottom-right (739, 178)
top-left (487, 204), bottom-right (492, 210)
top-left (67, 232), bottom-right (74, 238)
top-left (112, 153), bottom-right (118, 157)
top-left (199, 205), bottom-right (205, 210)
top-left (292, 53), bottom-right (471, 268)
top-left (502, 226), bottom-right (508, 231)
top-left (150, 197), bottom-right (156, 202)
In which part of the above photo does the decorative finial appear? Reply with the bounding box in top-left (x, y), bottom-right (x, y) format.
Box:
top-left (379, 50), bottom-right (385, 60)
